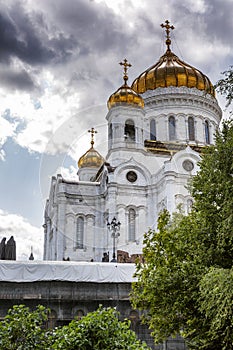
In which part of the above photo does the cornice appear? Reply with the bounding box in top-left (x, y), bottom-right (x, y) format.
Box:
top-left (142, 87), bottom-right (222, 120)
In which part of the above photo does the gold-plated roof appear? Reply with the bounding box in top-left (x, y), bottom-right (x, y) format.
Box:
top-left (131, 20), bottom-right (215, 97)
top-left (78, 128), bottom-right (105, 169)
top-left (78, 146), bottom-right (104, 168)
top-left (107, 58), bottom-right (144, 110)
top-left (107, 85), bottom-right (144, 109)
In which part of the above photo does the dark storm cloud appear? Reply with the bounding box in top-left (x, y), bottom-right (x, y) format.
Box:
top-left (203, 0), bottom-right (233, 44)
top-left (0, 0), bottom-right (134, 66)
top-left (0, 0), bottom-right (136, 93)
top-left (0, 10), bottom-right (54, 65)
top-left (0, 1), bottom-right (77, 66)
top-left (44, 0), bottom-right (134, 55)
top-left (171, 0), bottom-right (233, 45)
top-left (0, 69), bottom-right (35, 91)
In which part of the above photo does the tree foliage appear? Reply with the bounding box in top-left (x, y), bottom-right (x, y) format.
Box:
top-left (0, 304), bottom-right (150, 350)
top-left (0, 305), bottom-right (50, 350)
top-left (199, 267), bottom-right (233, 350)
top-left (192, 121), bottom-right (233, 268)
top-left (131, 121), bottom-right (233, 349)
top-left (51, 306), bottom-right (150, 350)
top-left (215, 66), bottom-right (233, 108)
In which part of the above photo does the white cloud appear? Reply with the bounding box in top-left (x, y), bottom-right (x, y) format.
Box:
top-left (59, 165), bottom-right (79, 181)
top-left (0, 114), bottom-right (17, 145)
top-left (0, 68), bottom-right (83, 155)
top-left (182, 0), bottom-right (208, 14)
top-left (0, 209), bottom-right (43, 261)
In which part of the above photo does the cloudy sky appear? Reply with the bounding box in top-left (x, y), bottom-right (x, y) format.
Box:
top-left (0, 0), bottom-right (232, 260)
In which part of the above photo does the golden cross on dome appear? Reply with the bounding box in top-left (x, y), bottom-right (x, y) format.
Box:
top-left (161, 20), bottom-right (175, 52)
top-left (119, 58), bottom-right (132, 85)
top-left (88, 127), bottom-right (97, 147)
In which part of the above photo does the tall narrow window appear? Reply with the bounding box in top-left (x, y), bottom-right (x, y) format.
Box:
top-left (128, 208), bottom-right (136, 241)
top-left (76, 217), bottom-right (84, 249)
top-left (125, 119), bottom-right (135, 141)
top-left (109, 123), bottom-right (113, 140)
top-left (108, 123), bottom-right (113, 148)
top-left (169, 116), bottom-right (176, 141)
top-left (205, 120), bottom-right (210, 144)
top-left (150, 119), bottom-right (156, 140)
top-left (188, 117), bottom-right (195, 141)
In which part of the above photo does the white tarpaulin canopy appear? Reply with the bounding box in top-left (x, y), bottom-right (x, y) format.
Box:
top-left (0, 261), bottom-right (137, 283)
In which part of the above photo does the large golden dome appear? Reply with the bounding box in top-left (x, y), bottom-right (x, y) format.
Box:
top-left (107, 58), bottom-right (144, 110)
top-left (132, 20), bottom-right (215, 97)
top-left (131, 50), bottom-right (215, 97)
top-left (78, 128), bottom-right (104, 169)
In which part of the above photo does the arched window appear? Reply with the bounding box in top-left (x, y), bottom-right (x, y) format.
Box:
top-left (76, 217), bottom-right (84, 249)
top-left (205, 120), bottom-right (210, 144)
top-left (128, 208), bottom-right (136, 241)
top-left (188, 117), bottom-right (195, 141)
top-left (169, 116), bottom-right (176, 141)
top-left (150, 119), bottom-right (156, 140)
top-left (125, 119), bottom-right (135, 141)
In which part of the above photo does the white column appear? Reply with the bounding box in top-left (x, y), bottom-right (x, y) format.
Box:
top-left (57, 202), bottom-right (66, 261)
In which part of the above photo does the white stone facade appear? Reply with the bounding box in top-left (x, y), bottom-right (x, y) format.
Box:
top-left (44, 82), bottom-right (221, 262)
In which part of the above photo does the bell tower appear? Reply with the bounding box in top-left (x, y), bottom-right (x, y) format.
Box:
top-left (106, 59), bottom-right (145, 165)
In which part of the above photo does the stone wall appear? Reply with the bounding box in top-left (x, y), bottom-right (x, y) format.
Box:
top-left (0, 280), bottom-right (186, 349)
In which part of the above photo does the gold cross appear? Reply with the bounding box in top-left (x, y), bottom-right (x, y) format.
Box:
top-left (161, 20), bottom-right (175, 52)
top-left (88, 127), bottom-right (97, 147)
top-left (119, 58), bottom-right (132, 85)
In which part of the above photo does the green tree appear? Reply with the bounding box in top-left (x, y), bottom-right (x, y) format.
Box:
top-left (131, 121), bottom-right (233, 349)
top-left (0, 304), bottom-right (50, 350)
top-left (198, 267), bottom-right (233, 350)
top-left (192, 121), bottom-right (233, 268)
top-left (51, 305), bottom-right (150, 350)
top-left (0, 304), bottom-right (150, 350)
top-left (215, 66), bottom-right (233, 108)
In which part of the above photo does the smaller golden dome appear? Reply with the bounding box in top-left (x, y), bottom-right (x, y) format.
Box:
top-left (107, 85), bottom-right (144, 109)
top-left (78, 146), bottom-right (104, 169)
top-left (78, 127), bottom-right (105, 169)
top-left (107, 58), bottom-right (144, 110)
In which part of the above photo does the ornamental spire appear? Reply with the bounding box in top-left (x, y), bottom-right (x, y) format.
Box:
top-left (88, 127), bottom-right (97, 147)
top-left (161, 20), bottom-right (175, 52)
top-left (119, 58), bottom-right (132, 86)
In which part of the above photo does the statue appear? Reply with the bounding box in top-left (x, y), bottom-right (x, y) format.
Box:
top-left (29, 246), bottom-right (34, 260)
top-left (5, 236), bottom-right (16, 260)
top-left (102, 252), bottom-right (109, 262)
top-left (0, 237), bottom-right (6, 260)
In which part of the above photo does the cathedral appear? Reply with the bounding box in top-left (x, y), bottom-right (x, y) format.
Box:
top-left (43, 21), bottom-right (222, 262)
